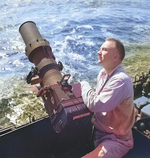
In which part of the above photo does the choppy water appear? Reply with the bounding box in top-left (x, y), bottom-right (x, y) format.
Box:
top-left (0, 0), bottom-right (150, 127)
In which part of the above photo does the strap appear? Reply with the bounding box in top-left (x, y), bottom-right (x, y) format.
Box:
top-left (39, 63), bottom-right (59, 78)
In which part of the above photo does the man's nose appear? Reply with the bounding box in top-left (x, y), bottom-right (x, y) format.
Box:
top-left (97, 50), bottom-right (101, 55)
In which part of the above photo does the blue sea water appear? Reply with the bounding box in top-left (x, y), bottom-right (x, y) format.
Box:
top-left (0, 0), bottom-right (150, 125)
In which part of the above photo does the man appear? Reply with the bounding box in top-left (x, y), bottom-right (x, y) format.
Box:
top-left (80, 38), bottom-right (136, 158)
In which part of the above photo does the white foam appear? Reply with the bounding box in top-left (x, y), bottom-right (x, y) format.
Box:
top-left (76, 25), bottom-right (94, 30)
top-left (13, 59), bottom-right (25, 67)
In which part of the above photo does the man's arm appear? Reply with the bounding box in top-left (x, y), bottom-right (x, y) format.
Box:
top-left (80, 77), bottom-right (133, 113)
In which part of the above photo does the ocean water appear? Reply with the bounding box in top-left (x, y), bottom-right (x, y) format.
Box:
top-left (0, 0), bottom-right (150, 127)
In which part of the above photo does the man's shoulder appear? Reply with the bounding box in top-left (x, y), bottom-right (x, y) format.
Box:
top-left (112, 71), bottom-right (132, 84)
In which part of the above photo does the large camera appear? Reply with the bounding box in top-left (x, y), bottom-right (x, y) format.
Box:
top-left (19, 21), bottom-right (92, 133)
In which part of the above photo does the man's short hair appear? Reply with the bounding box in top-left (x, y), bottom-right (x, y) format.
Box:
top-left (105, 38), bottom-right (125, 61)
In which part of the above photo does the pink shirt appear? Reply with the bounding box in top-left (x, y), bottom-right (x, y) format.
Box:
top-left (80, 64), bottom-right (136, 139)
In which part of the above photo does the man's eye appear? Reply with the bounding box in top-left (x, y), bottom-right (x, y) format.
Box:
top-left (101, 48), bottom-right (107, 51)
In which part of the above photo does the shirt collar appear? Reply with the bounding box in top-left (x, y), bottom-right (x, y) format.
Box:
top-left (102, 64), bottom-right (122, 77)
top-left (109, 64), bottom-right (122, 76)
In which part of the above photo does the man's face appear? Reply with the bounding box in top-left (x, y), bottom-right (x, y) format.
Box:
top-left (97, 41), bottom-right (118, 66)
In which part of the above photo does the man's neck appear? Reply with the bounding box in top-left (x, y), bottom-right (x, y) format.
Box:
top-left (104, 63), bottom-right (121, 75)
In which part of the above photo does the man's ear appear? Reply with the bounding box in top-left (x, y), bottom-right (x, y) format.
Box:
top-left (113, 53), bottom-right (119, 60)
top-left (113, 54), bottom-right (121, 64)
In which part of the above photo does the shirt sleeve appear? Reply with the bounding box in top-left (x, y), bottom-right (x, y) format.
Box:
top-left (80, 76), bottom-right (132, 113)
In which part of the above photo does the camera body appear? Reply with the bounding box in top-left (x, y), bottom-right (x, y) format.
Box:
top-left (19, 21), bottom-right (92, 133)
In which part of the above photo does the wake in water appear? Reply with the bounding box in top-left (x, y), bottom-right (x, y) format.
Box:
top-left (0, 0), bottom-right (150, 127)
